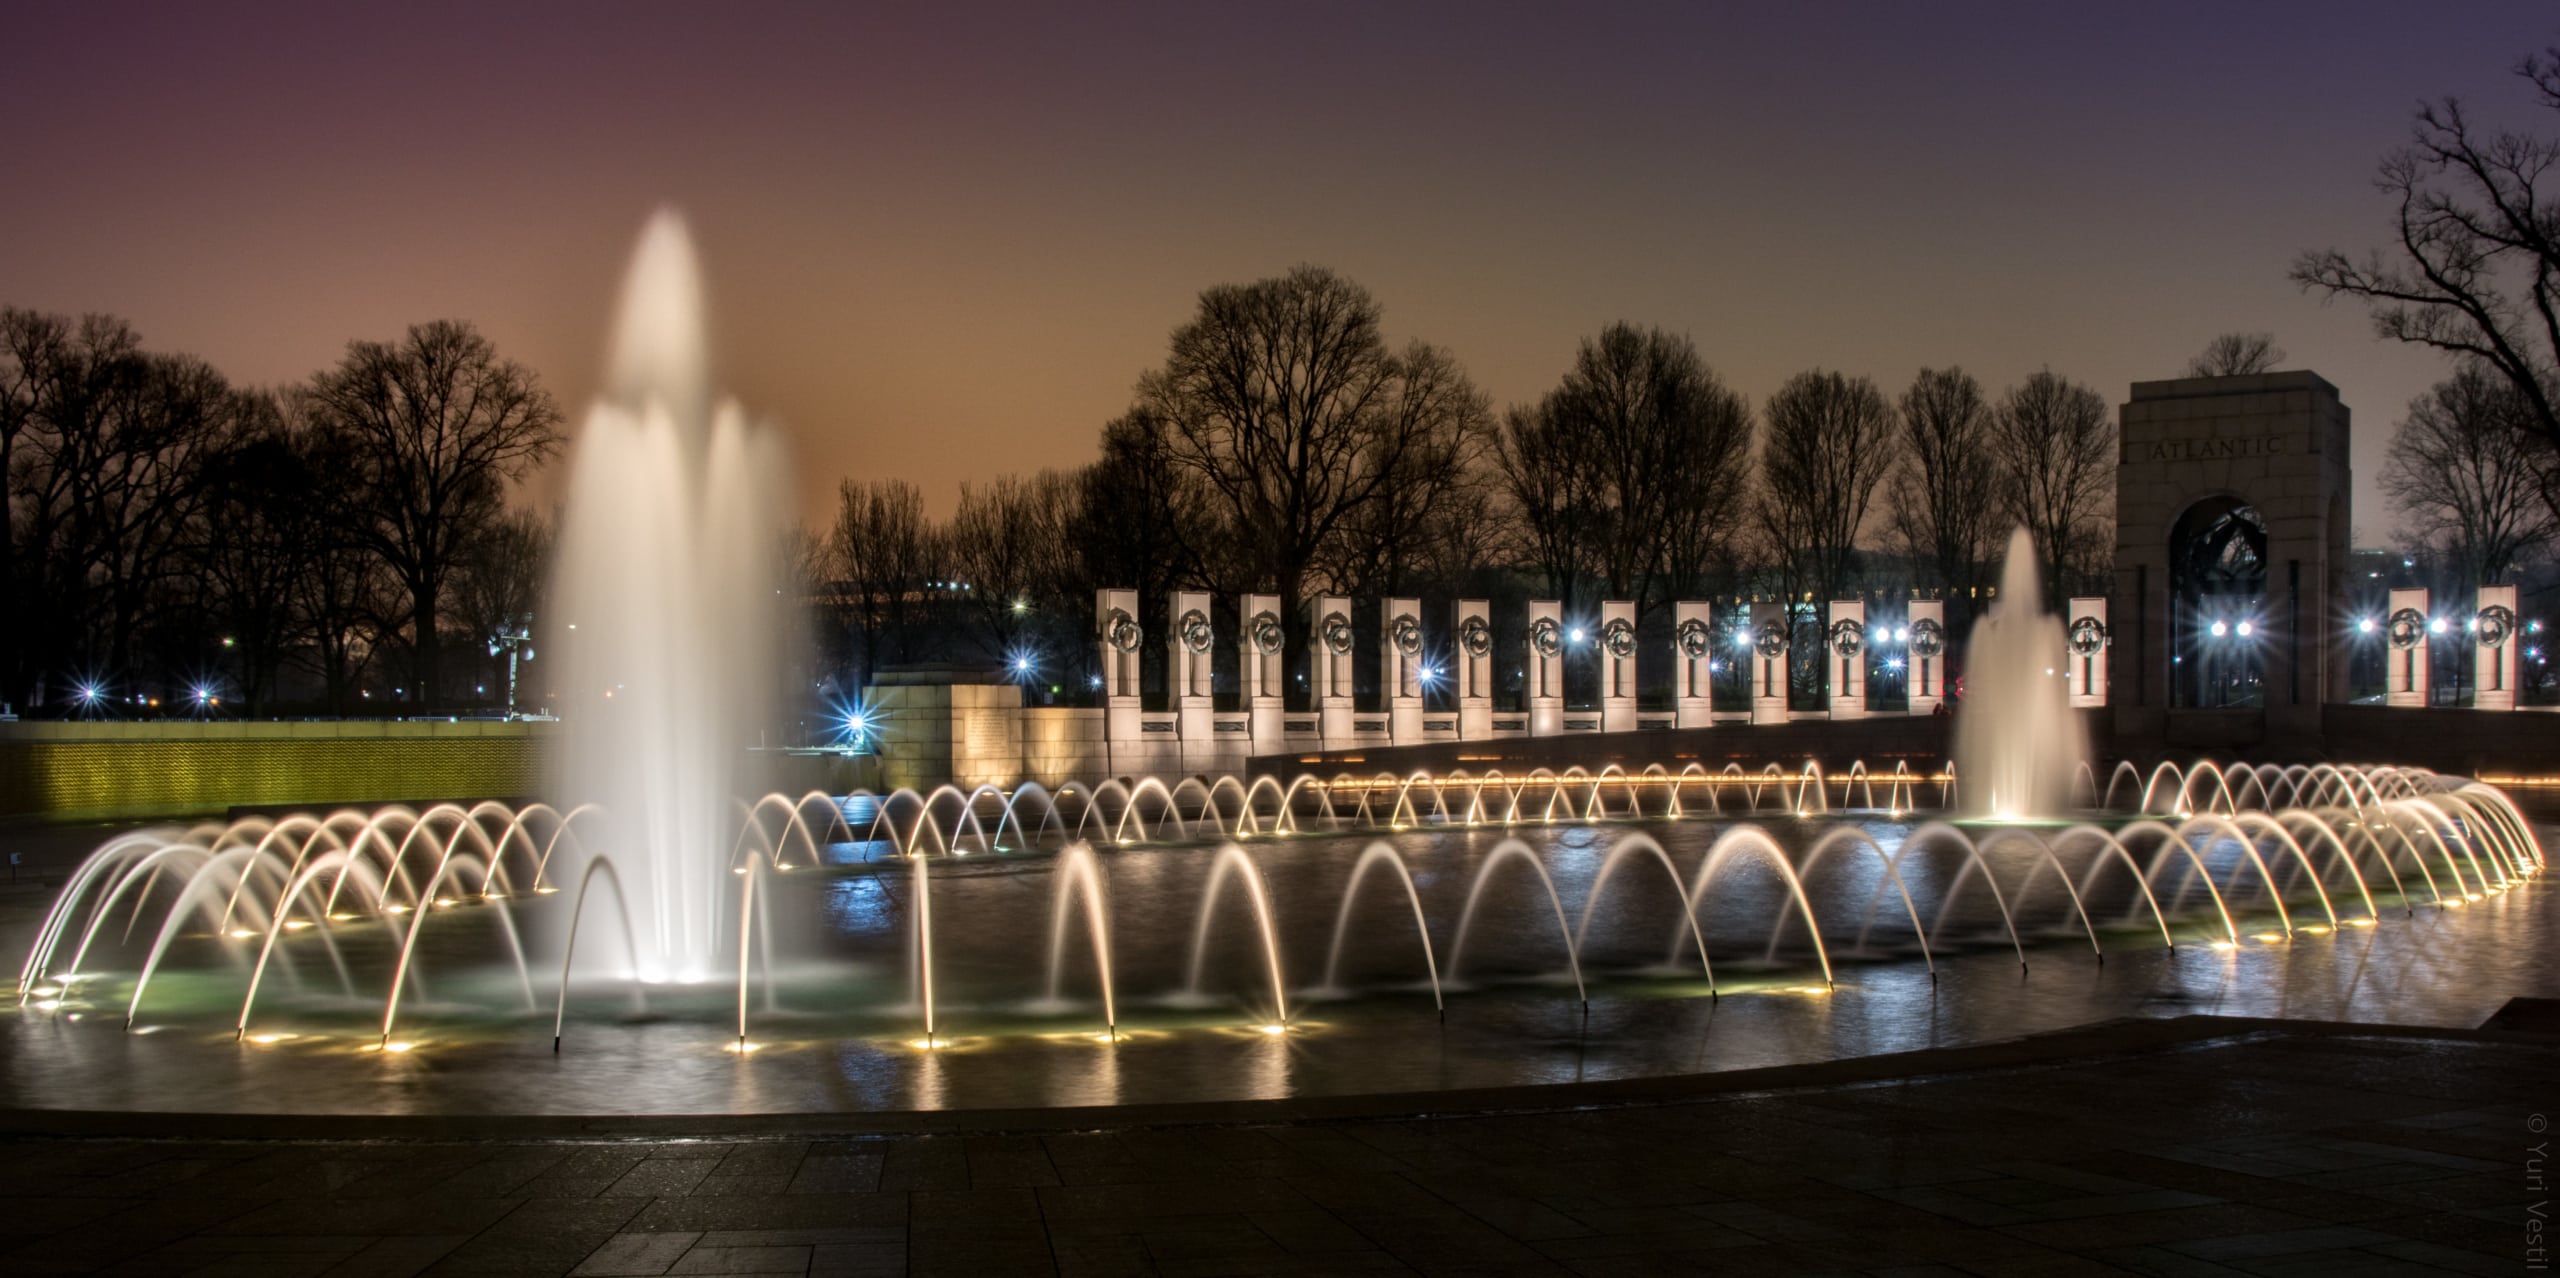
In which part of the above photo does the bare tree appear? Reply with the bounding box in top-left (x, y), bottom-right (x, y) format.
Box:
top-left (2293, 48), bottom-right (2560, 521)
top-left (1989, 370), bottom-right (2115, 603)
top-left (1496, 323), bottom-right (1753, 618)
top-left (193, 394), bottom-right (322, 711)
top-left (1884, 366), bottom-right (2002, 612)
top-left (1494, 399), bottom-right (1605, 612)
top-left (1753, 370), bottom-right (1898, 606)
top-left (1321, 341), bottom-right (1496, 600)
top-left (2183, 332), bottom-right (2286, 377)
top-left (307, 320), bottom-right (563, 708)
top-left (948, 469), bottom-right (1080, 662)
top-left (2, 311), bottom-right (248, 701)
top-left (2383, 364), bottom-right (2555, 583)
top-left (1136, 266), bottom-right (1487, 646)
top-left (824, 477), bottom-right (940, 688)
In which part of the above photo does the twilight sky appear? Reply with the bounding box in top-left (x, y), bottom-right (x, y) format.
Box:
top-left (7, 2), bottom-right (2556, 542)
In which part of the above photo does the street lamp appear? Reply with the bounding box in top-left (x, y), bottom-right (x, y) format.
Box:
top-left (486, 617), bottom-right (535, 721)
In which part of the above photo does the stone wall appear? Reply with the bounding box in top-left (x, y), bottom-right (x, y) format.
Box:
top-left (0, 720), bottom-right (550, 822)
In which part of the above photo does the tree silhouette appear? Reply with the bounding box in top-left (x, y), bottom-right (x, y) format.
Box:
top-left (2295, 46), bottom-right (2560, 521)
top-left (307, 320), bottom-right (562, 708)
top-left (2384, 364), bottom-right (2555, 584)
top-left (2183, 332), bottom-right (2285, 377)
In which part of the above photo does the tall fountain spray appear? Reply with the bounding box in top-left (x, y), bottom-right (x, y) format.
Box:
top-left (550, 211), bottom-right (788, 982)
top-left (1953, 528), bottom-right (2087, 818)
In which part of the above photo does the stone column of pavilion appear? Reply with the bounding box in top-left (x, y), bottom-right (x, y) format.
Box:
top-left (1825, 599), bottom-right (1866, 720)
top-left (1525, 599), bottom-right (1564, 737)
top-left (1385, 597), bottom-right (1427, 744)
top-left (1171, 590), bottom-right (1216, 773)
top-left (1907, 599), bottom-right (1947, 716)
top-left (1598, 599), bottom-right (1638, 733)
top-left (2385, 587), bottom-right (2430, 708)
top-left (2067, 598), bottom-right (2110, 708)
top-left (1749, 600), bottom-right (1790, 725)
top-left (1308, 594), bottom-right (1356, 749)
top-left (1097, 588), bottom-right (1143, 773)
top-left (1454, 598), bottom-right (1494, 740)
top-left (1242, 593), bottom-right (1286, 755)
top-left (1673, 601), bottom-right (1714, 728)
top-left (2474, 584), bottom-right (2520, 711)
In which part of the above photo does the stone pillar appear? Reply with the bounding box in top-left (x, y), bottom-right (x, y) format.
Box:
top-left (1673, 601), bottom-right (1714, 728)
top-left (1384, 597), bottom-right (1426, 743)
top-left (1749, 601), bottom-right (1790, 726)
top-left (2067, 597), bottom-right (2109, 708)
top-left (1097, 588), bottom-right (1143, 770)
top-left (1907, 600), bottom-right (1946, 716)
top-left (2385, 587), bottom-right (2430, 708)
top-left (1454, 598), bottom-right (1493, 740)
top-left (2475, 584), bottom-right (2521, 711)
top-left (1598, 600), bottom-right (1637, 733)
top-left (1308, 594), bottom-right (1355, 746)
top-left (1242, 594), bottom-right (1286, 754)
top-left (1825, 599), bottom-right (1866, 720)
top-left (1170, 590), bottom-right (1215, 772)
top-left (1526, 599), bottom-right (1564, 737)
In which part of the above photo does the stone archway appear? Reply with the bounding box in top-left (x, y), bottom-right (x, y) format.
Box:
top-left (2111, 371), bottom-right (2353, 749)
top-left (2168, 497), bottom-right (2267, 708)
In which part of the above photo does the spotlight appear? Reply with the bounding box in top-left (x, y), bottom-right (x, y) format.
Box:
top-left (2428, 617), bottom-right (2447, 635)
top-left (1569, 627), bottom-right (1585, 643)
top-left (2234, 620), bottom-right (2253, 638)
top-left (2357, 617), bottom-right (2375, 634)
top-left (2209, 620), bottom-right (2227, 638)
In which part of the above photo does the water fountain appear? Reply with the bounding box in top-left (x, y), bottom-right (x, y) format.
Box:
top-left (548, 211), bottom-right (789, 983)
top-left (1955, 528), bottom-right (2088, 817)
top-left (7, 756), bottom-right (2545, 1113)
top-left (4, 218), bottom-right (2549, 1119)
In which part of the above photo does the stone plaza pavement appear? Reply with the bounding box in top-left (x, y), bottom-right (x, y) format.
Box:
top-left (0, 1018), bottom-right (2544, 1277)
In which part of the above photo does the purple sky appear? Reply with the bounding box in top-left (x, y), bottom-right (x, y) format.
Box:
top-left (7, 3), bottom-right (2555, 541)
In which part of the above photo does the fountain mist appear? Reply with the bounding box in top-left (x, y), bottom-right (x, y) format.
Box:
top-left (550, 211), bottom-right (788, 982)
top-left (1954, 527), bottom-right (2088, 818)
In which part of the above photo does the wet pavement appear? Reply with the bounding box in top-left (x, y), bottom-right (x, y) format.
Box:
top-left (4, 812), bottom-right (2553, 1117)
top-left (0, 1017), bottom-right (2544, 1275)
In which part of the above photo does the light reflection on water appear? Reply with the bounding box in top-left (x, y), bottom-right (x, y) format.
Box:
top-left (3, 813), bottom-right (2550, 1118)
